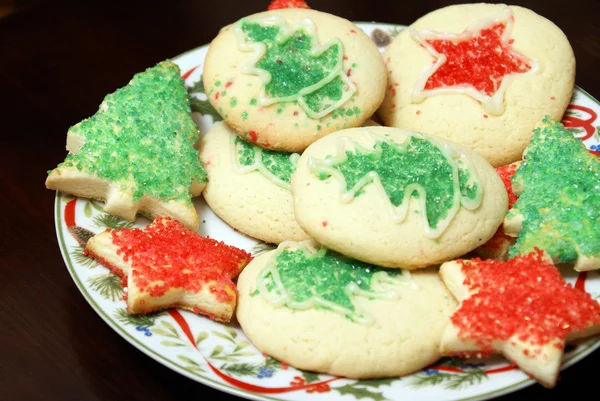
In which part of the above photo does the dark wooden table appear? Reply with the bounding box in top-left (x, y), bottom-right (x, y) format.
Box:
top-left (2, 0), bottom-right (599, 400)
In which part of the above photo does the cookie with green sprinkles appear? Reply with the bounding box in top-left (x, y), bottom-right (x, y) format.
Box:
top-left (199, 122), bottom-right (310, 244)
top-left (236, 240), bottom-right (456, 379)
top-left (203, 8), bottom-right (386, 152)
top-left (292, 126), bottom-right (508, 269)
top-left (504, 119), bottom-right (600, 271)
top-left (46, 60), bottom-right (207, 231)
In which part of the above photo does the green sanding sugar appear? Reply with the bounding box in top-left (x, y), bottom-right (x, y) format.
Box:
top-left (263, 247), bottom-right (401, 316)
top-left (236, 137), bottom-right (296, 184)
top-left (507, 119), bottom-right (600, 262)
top-left (321, 137), bottom-right (478, 229)
top-left (240, 20), bottom-right (345, 116)
top-left (59, 60), bottom-right (206, 203)
top-left (331, 106), bottom-right (360, 120)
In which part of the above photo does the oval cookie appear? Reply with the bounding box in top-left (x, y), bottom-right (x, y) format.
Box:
top-left (292, 126), bottom-right (508, 269)
top-left (378, 4), bottom-right (575, 167)
top-left (236, 241), bottom-right (456, 378)
top-left (203, 8), bottom-right (386, 152)
top-left (200, 122), bottom-right (311, 244)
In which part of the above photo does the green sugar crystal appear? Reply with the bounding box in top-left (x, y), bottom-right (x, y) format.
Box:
top-left (318, 137), bottom-right (479, 229)
top-left (507, 119), bottom-right (600, 263)
top-left (239, 20), bottom-right (350, 117)
top-left (235, 137), bottom-right (296, 185)
top-left (59, 60), bottom-right (207, 203)
top-left (259, 246), bottom-right (402, 323)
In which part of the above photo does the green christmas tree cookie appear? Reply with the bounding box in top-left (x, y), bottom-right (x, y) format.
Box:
top-left (46, 60), bottom-right (207, 230)
top-left (504, 118), bottom-right (600, 270)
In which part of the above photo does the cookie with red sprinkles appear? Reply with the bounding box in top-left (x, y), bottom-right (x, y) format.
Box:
top-left (267, 0), bottom-right (310, 10)
top-left (85, 216), bottom-right (252, 322)
top-left (439, 249), bottom-right (600, 387)
top-left (378, 3), bottom-right (575, 167)
top-left (474, 161), bottom-right (520, 260)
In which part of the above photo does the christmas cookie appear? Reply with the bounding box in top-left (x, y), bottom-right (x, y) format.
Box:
top-left (378, 4), bottom-right (575, 167)
top-left (46, 61), bottom-right (207, 231)
top-left (85, 217), bottom-right (252, 321)
top-left (236, 240), bottom-right (456, 378)
top-left (473, 161), bottom-right (520, 260)
top-left (203, 8), bottom-right (386, 152)
top-left (199, 122), bottom-right (310, 244)
top-left (291, 126), bottom-right (508, 269)
top-left (504, 119), bottom-right (600, 271)
top-left (439, 249), bottom-right (600, 388)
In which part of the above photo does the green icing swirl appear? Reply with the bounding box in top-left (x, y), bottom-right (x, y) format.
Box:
top-left (507, 119), bottom-right (600, 264)
top-left (59, 61), bottom-right (207, 203)
top-left (232, 135), bottom-right (299, 190)
top-left (235, 16), bottom-right (356, 119)
top-left (257, 243), bottom-right (406, 325)
top-left (308, 132), bottom-right (482, 238)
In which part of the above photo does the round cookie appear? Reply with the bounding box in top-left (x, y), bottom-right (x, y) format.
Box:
top-left (203, 8), bottom-right (386, 153)
top-left (377, 4), bottom-right (575, 167)
top-left (236, 240), bottom-right (457, 379)
top-left (292, 126), bottom-right (508, 269)
top-left (200, 122), bottom-right (311, 244)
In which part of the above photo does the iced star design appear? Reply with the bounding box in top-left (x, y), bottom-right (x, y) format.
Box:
top-left (439, 249), bottom-right (600, 387)
top-left (234, 15), bottom-right (356, 119)
top-left (410, 8), bottom-right (538, 115)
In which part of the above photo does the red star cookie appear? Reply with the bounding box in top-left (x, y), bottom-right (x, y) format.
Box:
top-left (439, 249), bottom-right (600, 387)
top-left (85, 217), bottom-right (252, 322)
top-left (409, 8), bottom-right (537, 115)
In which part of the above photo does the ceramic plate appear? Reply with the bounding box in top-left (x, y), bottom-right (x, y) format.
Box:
top-left (54, 22), bottom-right (600, 401)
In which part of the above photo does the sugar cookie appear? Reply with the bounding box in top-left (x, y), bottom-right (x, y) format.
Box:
top-left (439, 250), bottom-right (600, 388)
top-left (236, 240), bottom-right (456, 378)
top-left (378, 4), bottom-right (575, 167)
top-left (292, 126), bottom-right (508, 269)
top-left (85, 217), bottom-right (252, 321)
top-left (200, 122), bottom-right (311, 244)
top-left (203, 8), bottom-right (386, 152)
top-left (46, 61), bottom-right (207, 231)
top-left (504, 119), bottom-right (600, 271)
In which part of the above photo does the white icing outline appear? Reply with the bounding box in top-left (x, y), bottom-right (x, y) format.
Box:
top-left (256, 240), bottom-right (411, 325)
top-left (230, 133), bottom-right (300, 191)
top-left (234, 16), bottom-right (357, 119)
top-left (307, 130), bottom-right (483, 239)
top-left (409, 8), bottom-right (540, 116)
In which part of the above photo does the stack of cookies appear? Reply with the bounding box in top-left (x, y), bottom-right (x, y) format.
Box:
top-left (46, 0), bottom-right (600, 390)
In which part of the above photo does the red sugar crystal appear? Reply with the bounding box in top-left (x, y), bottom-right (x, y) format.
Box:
top-left (110, 217), bottom-right (252, 302)
top-left (453, 249), bottom-right (600, 351)
top-left (496, 162), bottom-right (519, 208)
top-left (483, 162), bottom-right (519, 249)
top-left (424, 23), bottom-right (531, 96)
top-left (267, 0), bottom-right (310, 10)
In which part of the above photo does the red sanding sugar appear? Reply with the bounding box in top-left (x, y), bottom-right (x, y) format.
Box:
top-left (268, 0), bottom-right (310, 10)
top-left (110, 217), bottom-right (252, 302)
top-left (453, 249), bottom-right (600, 352)
top-left (425, 23), bottom-right (531, 96)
